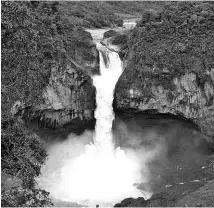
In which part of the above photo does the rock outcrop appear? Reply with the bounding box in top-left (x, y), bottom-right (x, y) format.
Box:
top-left (103, 30), bottom-right (120, 39)
top-left (114, 2), bottom-right (214, 144)
top-left (37, 28), bottom-right (98, 128)
top-left (65, 27), bottom-right (100, 75)
top-left (39, 59), bottom-right (96, 128)
top-left (13, 28), bottom-right (99, 129)
top-left (101, 30), bottom-right (129, 60)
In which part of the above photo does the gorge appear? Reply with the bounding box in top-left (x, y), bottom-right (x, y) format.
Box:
top-left (36, 29), bottom-right (153, 207)
top-left (1, 1), bottom-right (214, 207)
top-left (37, 15), bottom-right (214, 206)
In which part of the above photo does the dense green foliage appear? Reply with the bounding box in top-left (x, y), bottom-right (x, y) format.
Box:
top-left (2, 125), bottom-right (47, 187)
top-left (1, 1), bottom-right (65, 122)
top-left (1, 123), bottom-right (52, 206)
top-left (128, 2), bottom-right (214, 76)
top-left (2, 186), bottom-right (52, 207)
top-left (1, 1), bottom-right (65, 206)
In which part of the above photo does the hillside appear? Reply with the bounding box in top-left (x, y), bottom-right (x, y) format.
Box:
top-left (58, 1), bottom-right (164, 28)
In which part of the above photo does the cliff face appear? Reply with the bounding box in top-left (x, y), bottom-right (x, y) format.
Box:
top-left (12, 28), bottom-right (99, 129)
top-left (37, 28), bottom-right (98, 128)
top-left (40, 61), bottom-right (96, 128)
top-left (114, 2), bottom-right (214, 142)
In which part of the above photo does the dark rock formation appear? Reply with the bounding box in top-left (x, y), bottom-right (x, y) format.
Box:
top-left (101, 30), bottom-right (129, 60)
top-left (114, 197), bottom-right (146, 207)
top-left (103, 30), bottom-right (120, 39)
top-left (114, 2), bottom-right (214, 145)
top-left (65, 27), bottom-right (100, 75)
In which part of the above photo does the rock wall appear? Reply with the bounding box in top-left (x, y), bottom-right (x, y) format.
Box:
top-left (39, 59), bottom-right (96, 128)
top-left (114, 2), bottom-right (214, 143)
top-left (13, 28), bottom-right (99, 129)
top-left (38, 28), bottom-right (98, 128)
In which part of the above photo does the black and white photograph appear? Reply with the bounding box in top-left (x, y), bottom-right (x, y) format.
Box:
top-left (1, 0), bottom-right (214, 207)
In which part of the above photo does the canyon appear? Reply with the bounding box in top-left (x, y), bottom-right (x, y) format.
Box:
top-left (2, 1), bottom-right (214, 207)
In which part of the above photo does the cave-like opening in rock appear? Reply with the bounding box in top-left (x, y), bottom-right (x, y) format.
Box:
top-left (113, 111), bottom-right (214, 196)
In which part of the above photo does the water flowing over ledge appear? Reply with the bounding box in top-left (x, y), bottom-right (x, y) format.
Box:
top-left (37, 42), bottom-right (152, 206)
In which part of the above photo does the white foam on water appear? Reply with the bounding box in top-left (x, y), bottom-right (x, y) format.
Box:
top-left (37, 43), bottom-right (152, 206)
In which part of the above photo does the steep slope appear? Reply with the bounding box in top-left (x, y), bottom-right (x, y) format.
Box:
top-left (31, 27), bottom-right (98, 129)
top-left (114, 2), bottom-right (214, 145)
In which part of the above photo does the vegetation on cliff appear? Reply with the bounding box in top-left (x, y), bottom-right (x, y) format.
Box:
top-left (2, 1), bottom-right (56, 122)
top-left (128, 2), bottom-right (214, 76)
top-left (114, 1), bottom-right (214, 137)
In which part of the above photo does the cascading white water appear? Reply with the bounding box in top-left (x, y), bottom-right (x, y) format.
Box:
top-left (37, 43), bottom-right (151, 206)
top-left (93, 43), bottom-right (123, 152)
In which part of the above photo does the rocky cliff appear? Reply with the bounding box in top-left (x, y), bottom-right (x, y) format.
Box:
top-left (38, 28), bottom-right (98, 128)
top-left (114, 2), bottom-right (214, 144)
top-left (12, 28), bottom-right (99, 129)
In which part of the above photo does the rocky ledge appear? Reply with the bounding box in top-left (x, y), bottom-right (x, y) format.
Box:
top-left (114, 2), bottom-right (214, 146)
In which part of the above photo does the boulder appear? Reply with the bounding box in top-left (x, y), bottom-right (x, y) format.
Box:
top-left (103, 30), bottom-right (120, 39)
top-left (101, 30), bottom-right (129, 60)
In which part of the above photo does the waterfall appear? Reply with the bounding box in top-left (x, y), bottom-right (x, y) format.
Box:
top-left (92, 43), bottom-right (123, 152)
top-left (37, 43), bottom-right (151, 207)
